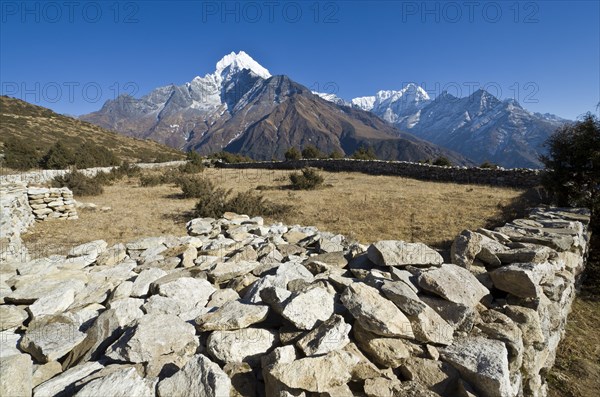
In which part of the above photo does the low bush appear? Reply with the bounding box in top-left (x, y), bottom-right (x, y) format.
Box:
top-left (289, 168), bottom-right (324, 190)
top-left (225, 190), bottom-right (291, 217)
top-left (479, 161), bottom-right (499, 169)
top-left (179, 151), bottom-right (205, 173)
top-left (51, 171), bottom-right (104, 196)
top-left (153, 153), bottom-right (180, 163)
top-left (208, 151), bottom-right (253, 164)
top-left (190, 177), bottom-right (290, 218)
top-left (351, 145), bottom-right (377, 160)
top-left (329, 149), bottom-right (345, 159)
top-left (139, 170), bottom-right (179, 187)
top-left (178, 175), bottom-right (222, 199)
top-left (432, 156), bottom-right (453, 166)
top-left (284, 147), bottom-right (301, 161)
top-left (301, 145), bottom-right (324, 159)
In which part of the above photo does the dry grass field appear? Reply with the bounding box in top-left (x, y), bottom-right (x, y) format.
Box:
top-left (22, 168), bottom-right (526, 257)
top-left (20, 167), bottom-right (598, 396)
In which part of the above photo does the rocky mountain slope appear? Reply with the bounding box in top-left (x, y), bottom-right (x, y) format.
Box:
top-left (350, 84), bottom-right (568, 168)
top-left (81, 52), bottom-right (469, 164)
top-left (0, 96), bottom-right (183, 164)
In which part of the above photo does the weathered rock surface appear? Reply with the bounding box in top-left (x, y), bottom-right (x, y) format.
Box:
top-left (157, 354), bottom-right (231, 397)
top-left (20, 315), bottom-right (87, 363)
top-left (368, 240), bottom-right (443, 266)
top-left (418, 264), bottom-right (490, 307)
top-left (74, 367), bottom-right (156, 397)
top-left (266, 350), bottom-right (355, 393)
top-left (296, 314), bottom-right (351, 356)
top-left (195, 300), bottom-right (269, 331)
top-left (0, 353), bottom-right (33, 397)
top-left (0, 304), bottom-right (28, 330)
top-left (341, 282), bottom-right (414, 338)
top-left (490, 262), bottom-right (554, 298)
top-left (0, 204), bottom-right (589, 397)
top-left (440, 337), bottom-right (512, 397)
top-left (207, 328), bottom-right (278, 364)
top-left (107, 314), bottom-right (198, 363)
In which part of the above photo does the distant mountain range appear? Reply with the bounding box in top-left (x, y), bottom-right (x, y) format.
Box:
top-left (348, 84), bottom-right (569, 168)
top-left (80, 52), bottom-right (469, 164)
top-left (81, 51), bottom-right (568, 168)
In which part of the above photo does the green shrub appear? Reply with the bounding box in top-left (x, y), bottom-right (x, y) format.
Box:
top-left (1, 137), bottom-right (41, 170)
top-left (153, 153), bottom-right (179, 163)
top-left (479, 161), bottom-right (498, 169)
top-left (432, 156), bottom-right (453, 166)
top-left (208, 151), bottom-right (253, 163)
top-left (179, 151), bottom-right (205, 173)
top-left (177, 176), bottom-right (223, 199)
top-left (351, 145), bottom-right (377, 160)
top-left (75, 142), bottom-right (120, 169)
top-left (140, 175), bottom-right (165, 187)
top-left (139, 170), bottom-right (179, 187)
top-left (192, 180), bottom-right (231, 218)
top-left (284, 147), bottom-right (301, 161)
top-left (301, 145), bottom-right (324, 159)
top-left (114, 161), bottom-right (141, 178)
top-left (190, 178), bottom-right (290, 218)
top-left (289, 168), bottom-right (324, 190)
top-left (224, 191), bottom-right (290, 217)
top-left (51, 171), bottom-right (104, 196)
top-left (41, 142), bottom-right (76, 169)
top-left (329, 150), bottom-right (345, 159)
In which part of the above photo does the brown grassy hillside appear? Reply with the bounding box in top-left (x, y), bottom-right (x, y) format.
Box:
top-left (0, 96), bottom-right (184, 165)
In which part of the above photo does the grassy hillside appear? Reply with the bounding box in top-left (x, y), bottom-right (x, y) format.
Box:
top-left (0, 96), bottom-right (184, 169)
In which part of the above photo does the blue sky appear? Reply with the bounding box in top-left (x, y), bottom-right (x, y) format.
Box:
top-left (1, 0), bottom-right (598, 119)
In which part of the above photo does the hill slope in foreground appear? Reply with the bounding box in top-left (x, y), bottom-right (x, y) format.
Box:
top-left (0, 96), bottom-right (183, 166)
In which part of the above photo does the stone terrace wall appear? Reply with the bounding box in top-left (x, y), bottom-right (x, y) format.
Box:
top-left (27, 187), bottom-right (78, 221)
top-left (0, 183), bottom-right (34, 264)
top-left (0, 160), bottom-right (186, 185)
top-left (217, 159), bottom-right (544, 188)
top-left (0, 205), bottom-right (591, 397)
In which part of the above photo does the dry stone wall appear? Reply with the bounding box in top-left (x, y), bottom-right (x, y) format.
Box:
top-left (0, 183), bottom-right (34, 265)
top-left (27, 187), bottom-right (78, 221)
top-left (0, 160), bottom-right (186, 185)
top-left (0, 204), bottom-right (591, 397)
top-left (217, 159), bottom-right (544, 188)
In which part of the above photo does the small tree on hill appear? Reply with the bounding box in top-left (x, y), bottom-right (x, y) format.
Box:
top-left (41, 141), bottom-right (76, 169)
top-left (329, 149), bottom-right (344, 159)
top-left (433, 156), bottom-right (453, 166)
top-left (351, 145), bottom-right (377, 160)
top-left (284, 147), bottom-right (301, 161)
top-left (540, 113), bottom-right (600, 229)
top-left (301, 145), bottom-right (324, 159)
top-left (2, 137), bottom-right (40, 170)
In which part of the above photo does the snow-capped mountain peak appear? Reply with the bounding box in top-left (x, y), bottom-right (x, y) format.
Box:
top-left (215, 51), bottom-right (271, 80)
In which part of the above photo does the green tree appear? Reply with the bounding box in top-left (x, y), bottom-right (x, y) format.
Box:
top-left (540, 113), bottom-right (600, 229)
top-left (329, 149), bottom-right (345, 159)
top-left (351, 145), bottom-right (377, 160)
top-left (284, 147), bottom-right (301, 161)
top-left (301, 145), bottom-right (324, 159)
top-left (1, 137), bottom-right (40, 170)
top-left (41, 141), bottom-right (76, 169)
top-left (432, 156), bottom-right (453, 166)
top-left (75, 142), bottom-right (120, 168)
top-left (479, 161), bottom-right (498, 169)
